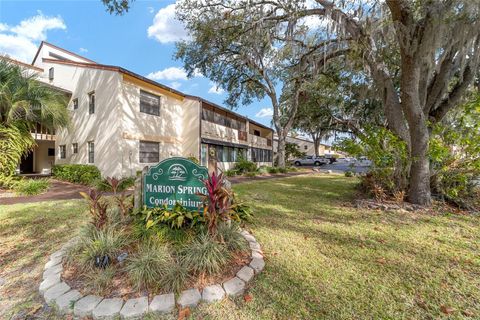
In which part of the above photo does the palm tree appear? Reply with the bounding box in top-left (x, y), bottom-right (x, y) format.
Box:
top-left (0, 58), bottom-right (69, 177)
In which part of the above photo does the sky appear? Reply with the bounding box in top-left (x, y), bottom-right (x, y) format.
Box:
top-left (0, 0), bottom-right (275, 127)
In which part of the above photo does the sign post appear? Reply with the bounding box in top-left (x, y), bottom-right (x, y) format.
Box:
top-left (143, 157), bottom-right (209, 211)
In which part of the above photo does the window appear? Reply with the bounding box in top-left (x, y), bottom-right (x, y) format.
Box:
top-left (139, 140), bottom-right (159, 163)
top-left (250, 148), bottom-right (272, 162)
top-left (59, 145), bottom-right (66, 159)
top-left (304, 145), bottom-right (308, 150)
top-left (140, 90), bottom-right (160, 116)
top-left (72, 143), bottom-right (78, 154)
top-left (48, 148), bottom-right (55, 157)
top-left (48, 67), bottom-right (54, 80)
top-left (88, 91), bottom-right (95, 114)
top-left (254, 130), bottom-right (261, 136)
top-left (72, 98), bottom-right (78, 110)
top-left (88, 141), bottom-right (94, 163)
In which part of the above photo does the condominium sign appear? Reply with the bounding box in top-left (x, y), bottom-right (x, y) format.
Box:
top-left (143, 157), bottom-right (208, 210)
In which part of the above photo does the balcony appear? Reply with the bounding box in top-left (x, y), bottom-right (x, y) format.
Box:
top-left (248, 134), bottom-right (272, 149)
top-left (31, 124), bottom-right (56, 141)
top-left (201, 120), bottom-right (248, 145)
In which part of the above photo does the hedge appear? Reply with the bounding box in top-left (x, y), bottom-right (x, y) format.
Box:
top-left (52, 164), bottom-right (101, 185)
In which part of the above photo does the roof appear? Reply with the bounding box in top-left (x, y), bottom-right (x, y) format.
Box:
top-left (1, 55), bottom-right (44, 72)
top-left (42, 58), bottom-right (186, 99)
top-left (32, 41), bottom-right (97, 65)
top-left (36, 42), bottom-right (273, 132)
top-left (186, 95), bottom-right (273, 132)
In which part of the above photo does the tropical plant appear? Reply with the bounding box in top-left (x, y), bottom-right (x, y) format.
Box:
top-left (230, 196), bottom-right (253, 222)
top-left (0, 58), bottom-right (69, 177)
top-left (197, 172), bottom-right (233, 235)
top-left (80, 189), bottom-right (109, 229)
top-left (141, 203), bottom-right (204, 230)
top-left (179, 232), bottom-right (229, 275)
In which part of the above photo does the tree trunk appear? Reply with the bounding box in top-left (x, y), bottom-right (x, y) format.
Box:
top-left (277, 131), bottom-right (287, 168)
top-left (399, 56), bottom-right (432, 206)
top-left (408, 129), bottom-right (431, 205)
top-left (312, 135), bottom-right (320, 157)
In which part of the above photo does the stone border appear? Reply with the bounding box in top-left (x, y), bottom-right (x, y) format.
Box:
top-left (39, 230), bottom-right (264, 319)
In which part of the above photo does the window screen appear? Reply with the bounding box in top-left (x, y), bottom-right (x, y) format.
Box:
top-left (139, 140), bottom-right (159, 163)
top-left (140, 90), bottom-right (160, 116)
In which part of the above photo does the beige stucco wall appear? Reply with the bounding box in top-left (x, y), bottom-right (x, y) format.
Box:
top-left (37, 62), bottom-right (124, 177)
top-left (34, 140), bottom-right (55, 173)
top-left (119, 80), bottom-right (201, 177)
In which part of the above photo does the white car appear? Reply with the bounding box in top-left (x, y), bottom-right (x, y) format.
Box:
top-left (293, 156), bottom-right (330, 166)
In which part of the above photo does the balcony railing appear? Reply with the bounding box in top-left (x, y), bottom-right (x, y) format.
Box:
top-left (201, 120), bottom-right (248, 145)
top-left (31, 124), bottom-right (56, 141)
top-left (249, 134), bottom-right (272, 149)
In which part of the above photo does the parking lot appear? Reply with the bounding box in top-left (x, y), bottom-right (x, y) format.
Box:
top-left (294, 159), bottom-right (371, 174)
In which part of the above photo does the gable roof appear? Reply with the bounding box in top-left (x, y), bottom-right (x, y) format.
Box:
top-left (1, 55), bottom-right (44, 72)
top-left (32, 41), bottom-right (97, 65)
top-left (42, 58), bottom-right (186, 100)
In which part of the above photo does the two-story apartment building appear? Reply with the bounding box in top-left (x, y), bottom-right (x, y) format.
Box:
top-left (22, 41), bottom-right (273, 177)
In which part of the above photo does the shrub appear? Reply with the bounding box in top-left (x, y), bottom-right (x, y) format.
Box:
top-left (125, 241), bottom-right (172, 290)
top-left (52, 164), bottom-right (101, 185)
top-left (245, 171), bottom-right (257, 177)
top-left (180, 233), bottom-right (229, 275)
top-left (159, 262), bottom-right (190, 293)
top-left (233, 157), bottom-right (257, 174)
top-left (345, 170), bottom-right (354, 177)
top-left (78, 226), bottom-right (129, 269)
top-left (0, 175), bottom-right (21, 189)
top-left (217, 223), bottom-right (248, 252)
top-left (230, 196), bottom-right (253, 222)
top-left (278, 167), bottom-right (288, 174)
top-left (12, 178), bottom-right (49, 195)
top-left (140, 203), bottom-right (204, 230)
top-left (84, 267), bottom-right (115, 295)
top-left (258, 166), bottom-right (269, 174)
top-left (267, 166), bottom-right (280, 174)
top-left (223, 169), bottom-right (238, 177)
top-left (287, 166), bottom-right (298, 172)
top-left (94, 176), bottom-right (135, 193)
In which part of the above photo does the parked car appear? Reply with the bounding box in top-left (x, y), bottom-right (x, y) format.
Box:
top-left (293, 156), bottom-right (329, 166)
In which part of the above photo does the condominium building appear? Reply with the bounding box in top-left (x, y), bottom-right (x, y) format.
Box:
top-left (17, 41), bottom-right (274, 177)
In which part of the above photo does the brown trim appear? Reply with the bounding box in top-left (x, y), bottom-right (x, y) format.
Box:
top-left (42, 58), bottom-right (186, 100)
top-left (0, 56), bottom-right (44, 72)
top-left (32, 41), bottom-right (97, 65)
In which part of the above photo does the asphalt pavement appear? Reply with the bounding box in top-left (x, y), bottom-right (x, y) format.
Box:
top-left (295, 161), bottom-right (371, 174)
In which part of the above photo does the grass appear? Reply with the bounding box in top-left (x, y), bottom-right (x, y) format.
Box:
top-left (1, 174), bottom-right (479, 319)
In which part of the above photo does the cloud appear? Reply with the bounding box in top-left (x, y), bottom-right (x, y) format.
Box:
top-left (208, 82), bottom-right (224, 95)
top-left (147, 4), bottom-right (189, 44)
top-left (79, 47), bottom-right (88, 53)
top-left (147, 6), bottom-right (155, 14)
top-left (255, 108), bottom-right (274, 118)
top-left (147, 66), bottom-right (202, 81)
top-left (147, 67), bottom-right (188, 81)
top-left (170, 81), bottom-right (182, 89)
top-left (0, 12), bottom-right (66, 62)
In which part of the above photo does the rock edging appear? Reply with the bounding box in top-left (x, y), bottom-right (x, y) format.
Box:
top-left (39, 230), bottom-right (265, 319)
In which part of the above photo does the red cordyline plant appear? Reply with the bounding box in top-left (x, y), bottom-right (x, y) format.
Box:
top-left (198, 172), bottom-right (233, 235)
top-left (79, 188), bottom-right (108, 229)
top-left (104, 176), bottom-right (132, 218)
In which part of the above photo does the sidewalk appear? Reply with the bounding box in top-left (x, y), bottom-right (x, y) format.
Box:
top-left (0, 171), bottom-right (317, 205)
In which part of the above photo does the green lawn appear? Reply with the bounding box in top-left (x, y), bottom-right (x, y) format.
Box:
top-left (1, 174), bottom-right (479, 319)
